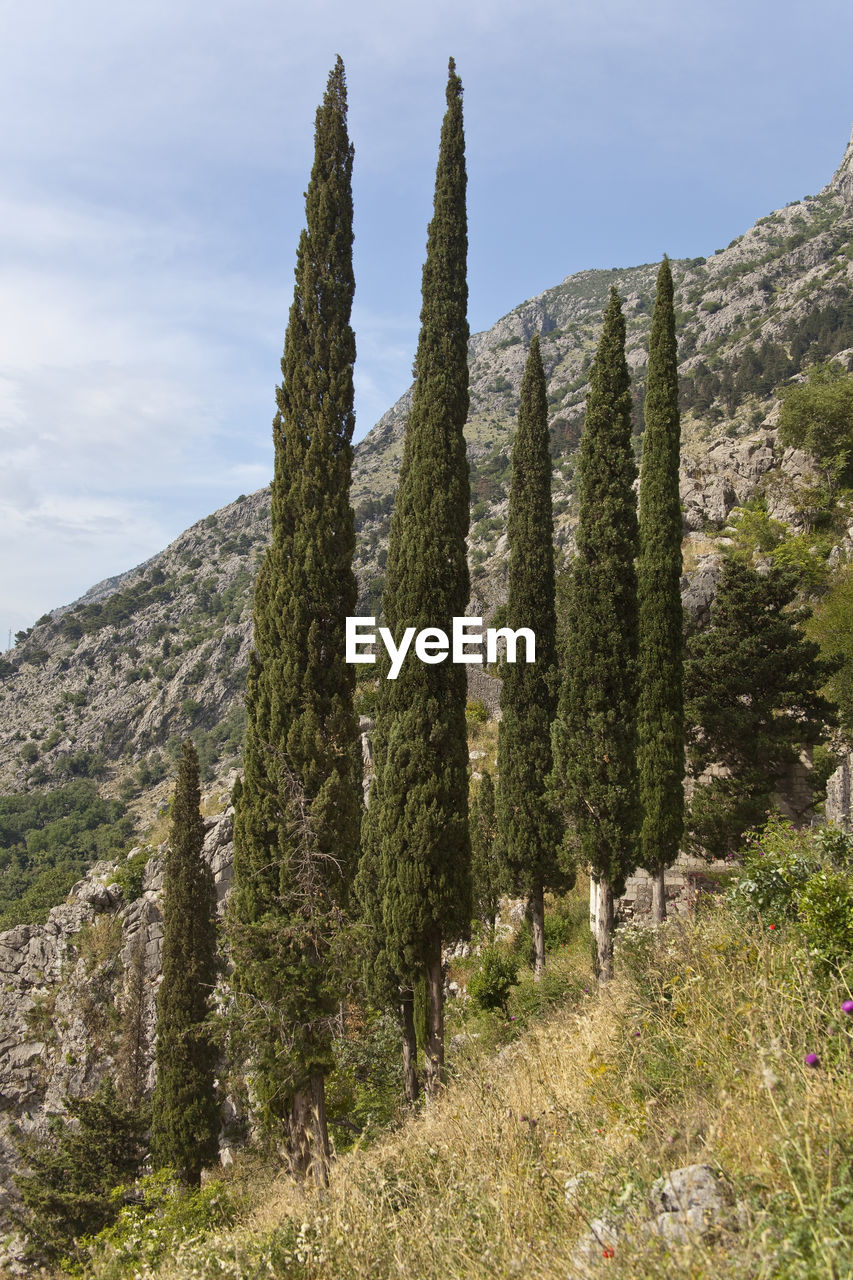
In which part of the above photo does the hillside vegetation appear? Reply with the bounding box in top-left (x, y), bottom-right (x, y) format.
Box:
top-left (71, 826), bottom-right (853, 1280)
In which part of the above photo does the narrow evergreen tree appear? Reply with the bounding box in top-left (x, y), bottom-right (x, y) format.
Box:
top-left (358, 59), bottom-right (470, 1097)
top-left (685, 559), bottom-right (833, 857)
top-left (551, 288), bottom-right (639, 983)
top-left (230, 58), bottom-right (361, 1180)
top-left (637, 258), bottom-right (684, 923)
top-left (151, 739), bottom-right (219, 1187)
top-left (496, 336), bottom-right (570, 978)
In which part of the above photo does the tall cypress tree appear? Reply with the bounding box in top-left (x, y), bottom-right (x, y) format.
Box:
top-left (637, 258), bottom-right (684, 923)
top-left (359, 59), bottom-right (470, 1098)
top-left (496, 335), bottom-right (569, 979)
top-left (230, 58), bottom-right (361, 1180)
top-left (151, 739), bottom-right (219, 1187)
top-left (551, 287), bottom-right (639, 983)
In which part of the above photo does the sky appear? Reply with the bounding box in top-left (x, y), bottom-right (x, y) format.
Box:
top-left (2, 0), bottom-right (853, 646)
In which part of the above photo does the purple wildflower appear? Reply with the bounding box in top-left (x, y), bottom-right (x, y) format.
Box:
top-left (805, 1053), bottom-right (820, 1068)
top-left (842, 1000), bottom-right (853, 1016)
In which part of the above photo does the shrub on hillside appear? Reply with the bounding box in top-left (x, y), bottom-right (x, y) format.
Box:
top-left (468, 948), bottom-right (519, 1015)
top-left (730, 817), bottom-right (853, 977)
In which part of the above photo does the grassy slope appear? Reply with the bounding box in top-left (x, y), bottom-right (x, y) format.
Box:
top-left (83, 884), bottom-right (853, 1280)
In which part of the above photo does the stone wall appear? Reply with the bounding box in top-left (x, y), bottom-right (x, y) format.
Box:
top-left (616, 852), bottom-right (732, 923)
top-left (826, 752), bottom-right (853, 831)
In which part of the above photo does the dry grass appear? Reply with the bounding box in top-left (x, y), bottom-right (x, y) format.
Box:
top-left (84, 897), bottom-right (853, 1280)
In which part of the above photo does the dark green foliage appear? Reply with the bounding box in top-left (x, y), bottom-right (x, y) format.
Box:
top-left (778, 363), bottom-right (853, 486)
top-left (0, 781), bottom-right (133, 928)
top-left (496, 336), bottom-right (569, 906)
top-left (84, 1169), bottom-right (239, 1273)
top-left (786, 293), bottom-right (853, 368)
top-left (685, 559), bottom-right (835, 858)
top-left (13, 1078), bottom-right (147, 1264)
top-left (230, 58), bottom-right (361, 1131)
top-left (638, 259), bottom-right (684, 877)
top-left (731, 817), bottom-right (853, 979)
top-left (358, 60), bottom-right (471, 985)
top-left (470, 769), bottom-right (500, 933)
top-left (151, 741), bottom-right (219, 1187)
top-left (58, 572), bottom-right (177, 638)
top-left (468, 947), bottom-right (519, 1015)
top-left (551, 288), bottom-right (640, 897)
top-left (325, 1009), bottom-right (404, 1146)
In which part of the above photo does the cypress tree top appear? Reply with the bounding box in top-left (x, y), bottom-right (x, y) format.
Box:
top-left (638, 257), bottom-right (684, 877)
top-left (552, 287), bottom-right (639, 897)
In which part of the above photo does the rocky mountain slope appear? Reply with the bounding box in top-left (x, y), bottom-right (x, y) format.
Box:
top-left (1, 128), bottom-right (852, 798)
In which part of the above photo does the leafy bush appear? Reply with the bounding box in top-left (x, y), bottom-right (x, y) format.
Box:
top-left (84, 1168), bottom-right (238, 1272)
top-left (468, 948), bottom-right (519, 1015)
top-left (796, 869), bottom-right (853, 974)
top-left (729, 819), bottom-right (821, 920)
top-left (465, 699), bottom-right (490, 727)
top-left (730, 817), bottom-right (853, 978)
top-left (109, 847), bottom-right (150, 903)
top-left (354, 678), bottom-right (378, 719)
top-left (326, 1009), bottom-right (403, 1146)
top-left (778, 363), bottom-right (853, 485)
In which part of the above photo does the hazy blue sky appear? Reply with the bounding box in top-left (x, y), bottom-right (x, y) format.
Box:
top-left (2, 0), bottom-right (853, 643)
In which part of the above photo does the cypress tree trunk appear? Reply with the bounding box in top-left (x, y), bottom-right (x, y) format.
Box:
top-left (496, 335), bottom-right (569, 979)
top-left (230, 59), bottom-right (361, 1174)
top-left (151, 740), bottom-right (219, 1188)
top-left (650, 868), bottom-right (666, 925)
top-left (552, 288), bottom-right (640, 984)
top-left (361, 60), bottom-right (471, 1099)
top-left (424, 941), bottom-right (445, 1098)
top-left (594, 878), bottom-right (615, 983)
top-left (638, 258), bottom-right (684, 920)
top-left (530, 883), bottom-right (546, 981)
top-left (400, 990), bottom-right (420, 1103)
